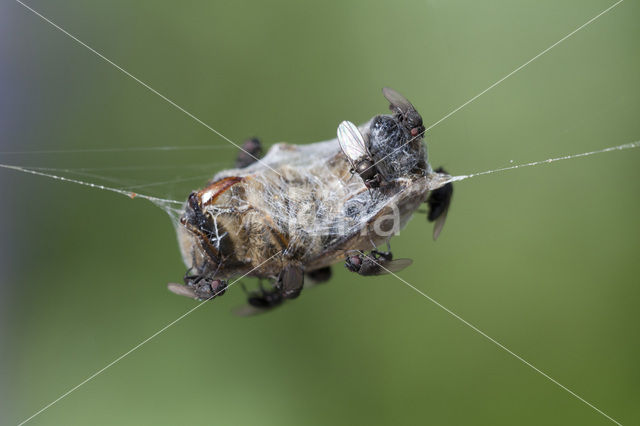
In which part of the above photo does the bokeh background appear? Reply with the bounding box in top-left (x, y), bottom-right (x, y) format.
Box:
top-left (1, 0), bottom-right (639, 424)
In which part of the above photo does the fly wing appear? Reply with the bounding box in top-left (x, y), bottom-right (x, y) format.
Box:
top-left (380, 258), bottom-right (413, 274)
top-left (432, 208), bottom-right (449, 240)
top-left (167, 282), bottom-right (198, 299)
top-left (233, 304), bottom-right (269, 316)
top-left (427, 172), bottom-right (453, 240)
top-left (337, 120), bottom-right (370, 164)
top-left (382, 87), bottom-right (415, 115)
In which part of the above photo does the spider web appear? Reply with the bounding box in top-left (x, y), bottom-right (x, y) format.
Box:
top-left (1, 138), bottom-right (637, 217)
top-left (3, 129), bottom-right (638, 426)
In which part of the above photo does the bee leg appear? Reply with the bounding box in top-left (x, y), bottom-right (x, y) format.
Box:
top-left (366, 234), bottom-right (383, 250)
top-left (426, 167), bottom-right (453, 240)
top-left (277, 265), bottom-right (305, 299)
top-left (370, 250), bottom-right (392, 262)
top-left (235, 137), bottom-right (263, 168)
top-left (306, 266), bottom-right (332, 284)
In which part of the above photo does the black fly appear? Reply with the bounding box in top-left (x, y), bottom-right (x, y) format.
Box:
top-left (345, 250), bottom-right (413, 276)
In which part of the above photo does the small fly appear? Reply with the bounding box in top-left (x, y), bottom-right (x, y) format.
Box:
top-left (337, 120), bottom-right (383, 189)
top-left (345, 250), bottom-right (413, 276)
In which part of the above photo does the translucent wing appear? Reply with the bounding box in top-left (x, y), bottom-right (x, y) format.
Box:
top-left (233, 304), bottom-right (269, 317)
top-left (233, 299), bottom-right (285, 316)
top-left (432, 207), bottom-right (449, 240)
top-left (426, 172), bottom-right (453, 240)
top-left (167, 282), bottom-right (197, 299)
top-left (379, 258), bottom-right (413, 274)
top-left (382, 87), bottom-right (414, 114)
top-left (337, 120), bottom-right (369, 164)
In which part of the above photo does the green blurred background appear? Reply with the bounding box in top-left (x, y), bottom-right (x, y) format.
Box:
top-left (1, 0), bottom-right (639, 424)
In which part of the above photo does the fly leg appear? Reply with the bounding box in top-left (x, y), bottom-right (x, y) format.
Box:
top-left (235, 137), bottom-right (263, 168)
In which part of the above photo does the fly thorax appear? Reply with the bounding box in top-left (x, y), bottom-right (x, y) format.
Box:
top-left (367, 115), bottom-right (427, 180)
top-left (355, 158), bottom-right (377, 180)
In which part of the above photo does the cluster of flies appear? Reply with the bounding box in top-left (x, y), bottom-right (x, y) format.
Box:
top-left (168, 88), bottom-right (453, 315)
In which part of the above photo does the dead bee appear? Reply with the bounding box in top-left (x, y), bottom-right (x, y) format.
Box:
top-left (338, 120), bottom-right (382, 189)
top-left (345, 250), bottom-right (413, 276)
top-left (168, 88), bottom-right (454, 314)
